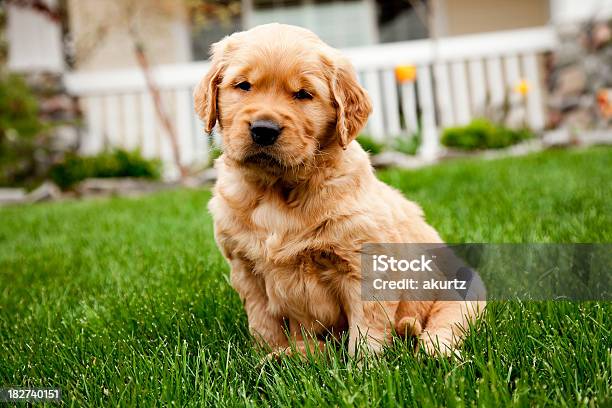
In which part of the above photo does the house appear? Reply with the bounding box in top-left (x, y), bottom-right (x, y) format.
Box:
top-left (68, 0), bottom-right (552, 71)
top-left (5, 0), bottom-right (612, 176)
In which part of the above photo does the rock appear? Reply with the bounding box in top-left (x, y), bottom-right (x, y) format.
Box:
top-left (563, 109), bottom-right (595, 130)
top-left (553, 43), bottom-right (584, 67)
top-left (440, 140), bottom-right (544, 161)
top-left (542, 128), bottom-right (573, 147)
top-left (370, 151), bottom-right (431, 169)
top-left (548, 94), bottom-right (581, 111)
top-left (557, 22), bottom-right (582, 40)
top-left (26, 181), bottom-right (62, 203)
top-left (579, 129), bottom-right (612, 146)
top-left (438, 149), bottom-right (479, 160)
top-left (75, 178), bottom-right (176, 197)
top-left (592, 22), bottom-right (611, 49)
top-left (200, 167), bottom-right (218, 183)
top-left (0, 188), bottom-right (26, 205)
top-left (182, 168), bottom-right (218, 187)
top-left (483, 140), bottom-right (544, 159)
top-left (547, 109), bottom-right (564, 128)
top-left (556, 66), bottom-right (587, 96)
top-left (549, 18), bottom-right (612, 130)
top-left (51, 125), bottom-right (80, 151)
top-left (39, 94), bottom-right (78, 119)
top-left (543, 128), bottom-right (612, 147)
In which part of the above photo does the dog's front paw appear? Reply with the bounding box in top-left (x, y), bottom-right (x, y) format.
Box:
top-left (263, 347), bottom-right (291, 362)
top-left (396, 315), bottom-right (423, 337)
top-left (348, 335), bottom-right (387, 358)
top-left (263, 340), bottom-right (325, 362)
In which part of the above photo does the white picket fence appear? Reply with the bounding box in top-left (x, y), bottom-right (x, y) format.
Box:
top-left (64, 26), bottom-right (557, 176)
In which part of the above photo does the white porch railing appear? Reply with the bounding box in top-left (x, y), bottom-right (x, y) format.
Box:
top-left (64, 26), bottom-right (557, 176)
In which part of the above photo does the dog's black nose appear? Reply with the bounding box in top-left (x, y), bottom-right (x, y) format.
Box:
top-left (250, 120), bottom-right (281, 146)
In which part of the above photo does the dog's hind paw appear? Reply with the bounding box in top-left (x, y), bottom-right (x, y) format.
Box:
top-left (417, 330), bottom-right (462, 358)
top-left (396, 316), bottom-right (423, 337)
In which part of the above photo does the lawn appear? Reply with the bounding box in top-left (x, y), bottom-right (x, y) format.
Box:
top-left (1, 147), bottom-right (610, 407)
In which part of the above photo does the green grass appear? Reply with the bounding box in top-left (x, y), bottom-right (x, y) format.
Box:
top-left (1, 147), bottom-right (610, 407)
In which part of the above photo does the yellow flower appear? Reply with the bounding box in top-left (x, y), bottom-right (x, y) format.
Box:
top-left (395, 65), bottom-right (417, 83)
top-left (514, 79), bottom-right (530, 96)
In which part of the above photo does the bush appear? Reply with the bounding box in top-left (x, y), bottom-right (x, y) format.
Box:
top-left (208, 145), bottom-right (223, 166)
top-left (357, 134), bottom-right (385, 155)
top-left (0, 74), bottom-right (46, 186)
top-left (50, 149), bottom-right (161, 190)
top-left (441, 119), bottom-right (533, 150)
top-left (392, 132), bottom-right (421, 156)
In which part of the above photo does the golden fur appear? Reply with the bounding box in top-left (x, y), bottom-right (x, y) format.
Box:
top-left (195, 23), bottom-right (485, 357)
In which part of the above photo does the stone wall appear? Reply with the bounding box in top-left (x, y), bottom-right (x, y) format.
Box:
top-left (546, 19), bottom-right (612, 133)
top-left (23, 72), bottom-right (81, 180)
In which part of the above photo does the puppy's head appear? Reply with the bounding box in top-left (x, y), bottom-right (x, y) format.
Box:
top-left (194, 23), bottom-right (371, 177)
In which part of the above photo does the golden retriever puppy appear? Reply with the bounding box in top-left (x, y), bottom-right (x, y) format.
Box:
top-left (195, 23), bottom-right (485, 357)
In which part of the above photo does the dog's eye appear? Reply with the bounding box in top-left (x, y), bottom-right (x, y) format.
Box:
top-left (235, 81), bottom-right (251, 91)
top-left (294, 89), bottom-right (313, 100)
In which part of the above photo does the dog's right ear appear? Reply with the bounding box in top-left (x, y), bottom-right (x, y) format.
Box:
top-left (328, 55), bottom-right (372, 149)
top-left (194, 39), bottom-right (229, 133)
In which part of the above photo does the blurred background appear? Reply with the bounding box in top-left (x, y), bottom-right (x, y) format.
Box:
top-left (0, 0), bottom-right (611, 200)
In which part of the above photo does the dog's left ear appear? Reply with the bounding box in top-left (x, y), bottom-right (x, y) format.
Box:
top-left (329, 56), bottom-right (372, 149)
top-left (194, 39), bottom-right (229, 133)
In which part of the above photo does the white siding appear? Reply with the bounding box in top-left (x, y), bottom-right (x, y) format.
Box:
top-left (6, 0), bottom-right (63, 72)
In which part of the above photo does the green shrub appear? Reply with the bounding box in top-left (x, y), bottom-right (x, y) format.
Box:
top-left (357, 134), bottom-right (385, 155)
top-left (49, 153), bottom-right (93, 190)
top-left (441, 118), bottom-right (533, 150)
top-left (392, 132), bottom-right (421, 156)
top-left (50, 149), bottom-right (161, 190)
top-left (0, 74), bottom-right (46, 186)
top-left (208, 144), bottom-right (223, 166)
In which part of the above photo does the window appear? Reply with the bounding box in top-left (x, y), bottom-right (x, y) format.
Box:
top-left (189, 0), bottom-right (429, 60)
top-left (190, 0), bottom-right (242, 61)
top-left (250, 0), bottom-right (377, 48)
top-left (376, 0), bottom-right (428, 43)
